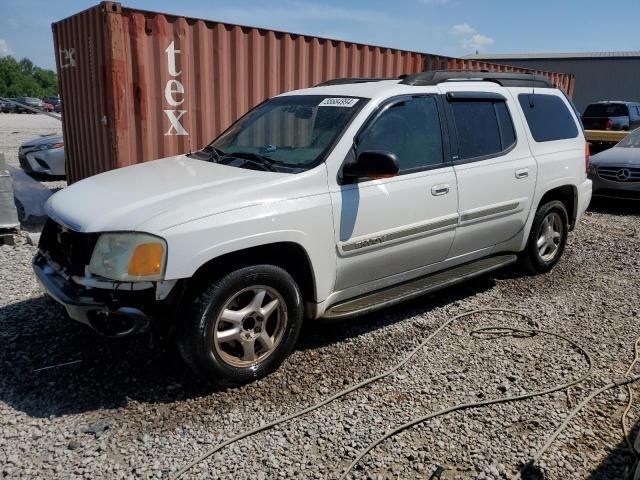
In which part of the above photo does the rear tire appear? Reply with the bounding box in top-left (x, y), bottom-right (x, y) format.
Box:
top-left (179, 265), bottom-right (304, 385)
top-left (520, 200), bottom-right (569, 275)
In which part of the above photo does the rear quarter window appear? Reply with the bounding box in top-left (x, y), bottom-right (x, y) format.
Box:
top-left (518, 94), bottom-right (579, 142)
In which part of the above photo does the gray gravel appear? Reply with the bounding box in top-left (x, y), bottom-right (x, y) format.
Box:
top-left (2, 114), bottom-right (640, 479)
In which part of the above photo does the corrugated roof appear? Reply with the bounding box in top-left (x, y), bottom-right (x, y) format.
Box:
top-left (464, 51), bottom-right (640, 60)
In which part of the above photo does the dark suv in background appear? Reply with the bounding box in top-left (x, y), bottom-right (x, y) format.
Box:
top-left (582, 101), bottom-right (640, 131)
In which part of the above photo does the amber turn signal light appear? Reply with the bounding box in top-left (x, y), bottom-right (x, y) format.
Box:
top-left (128, 243), bottom-right (164, 277)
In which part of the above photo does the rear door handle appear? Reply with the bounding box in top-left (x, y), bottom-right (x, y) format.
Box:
top-left (431, 184), bottom-right (450, 196)
top-left (515, 168), bottom-right (529, 179)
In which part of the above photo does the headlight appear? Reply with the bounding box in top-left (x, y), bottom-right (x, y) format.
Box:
top-left (35, 142), bottom-right (64, 151)
top-left (89, 233), bottom-right (167, 281)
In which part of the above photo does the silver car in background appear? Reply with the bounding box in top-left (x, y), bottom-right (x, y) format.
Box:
top-left (589, 128), bottom-right (640, 200)
top-left (18, 134), bottom-right (65, 177)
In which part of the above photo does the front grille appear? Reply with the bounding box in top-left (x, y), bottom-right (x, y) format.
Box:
top-left (597, 166), bottom-right (640, 183)
top-left (39, 219), bottom-right (99, 276)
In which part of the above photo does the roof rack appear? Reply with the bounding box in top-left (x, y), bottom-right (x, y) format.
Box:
top-left (315, 77), bottom-right (393, 87)
top-left (401, 70), bottom-right (554, 88)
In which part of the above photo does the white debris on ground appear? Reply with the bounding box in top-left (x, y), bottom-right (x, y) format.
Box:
top-left (7, 166), bottom-right (52, 219)
top-left (1, 113), bottom-right (640, 479)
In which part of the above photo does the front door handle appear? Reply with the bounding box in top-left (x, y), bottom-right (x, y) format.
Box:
top-left (431, 184), bottom-right (450, 196)
top-left (515, 168), bottom-right (529, 179)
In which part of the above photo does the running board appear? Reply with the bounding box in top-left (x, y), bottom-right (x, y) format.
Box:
top-left (324, 254), bottom-right (518, 319)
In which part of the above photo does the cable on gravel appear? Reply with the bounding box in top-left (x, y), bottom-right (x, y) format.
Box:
top-left (171, 308), bottom-right (640, 480)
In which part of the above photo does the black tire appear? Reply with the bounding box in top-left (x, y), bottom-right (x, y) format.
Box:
top-left (179, 265), bottom-right (304, 384)
top-left (520, 200), bottom-right (569, 275)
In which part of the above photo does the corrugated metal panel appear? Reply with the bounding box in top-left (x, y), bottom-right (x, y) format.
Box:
top-left (53, 4), bottom-right (113, 183)
top-left (53, 2), bottom-right (575, 183)
top-left (109, 8), bottom-right (426, 174)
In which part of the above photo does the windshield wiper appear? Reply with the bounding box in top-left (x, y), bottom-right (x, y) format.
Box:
top-left (187, 145), bottom-right (225, 163)
top-left (222, 151), bottom-right (280, 172)
top-left (202, 145), bottom-right (225, 162)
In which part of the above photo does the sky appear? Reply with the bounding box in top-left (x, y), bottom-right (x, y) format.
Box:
top-left (0, 0), bottom-right (639, 70)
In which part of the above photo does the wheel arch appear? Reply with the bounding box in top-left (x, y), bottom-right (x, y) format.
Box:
top-left (537, 184), bottom-right (578, 230)
top-left (188, 242), bottom-right (318, 303)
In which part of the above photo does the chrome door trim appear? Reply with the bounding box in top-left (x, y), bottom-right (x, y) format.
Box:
top-left (460, 200), bottom-right (521, 222)
top-left (339, 214), bottom-right (459, 255)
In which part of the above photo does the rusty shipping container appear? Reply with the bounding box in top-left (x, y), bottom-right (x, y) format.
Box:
top-left (53, 2), bottom-right (575, 183)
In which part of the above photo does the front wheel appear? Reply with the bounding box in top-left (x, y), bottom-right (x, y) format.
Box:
top-left (520, 200), bottom-right (569, 274)
top-left (179, 265), bottom-right (304, 384)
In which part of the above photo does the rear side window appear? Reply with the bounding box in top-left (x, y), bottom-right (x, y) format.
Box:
top-left (450, 100), bottom-right (516, 160)
top-left (518, 94), bottom-right (579, 142)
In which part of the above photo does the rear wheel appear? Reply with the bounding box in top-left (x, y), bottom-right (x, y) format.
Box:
top-left (520, 200), bottom-right (569, 274)
top-left (179, 265), bottom-right (303, 384)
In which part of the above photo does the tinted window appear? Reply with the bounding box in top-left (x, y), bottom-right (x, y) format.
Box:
top-left (518, 94), bottom-right (579, 142)
top-left (583, 103), bottom-right (629, 117)
top-left (451, 100), bottom-right (516, 160)
top-left (357, 96), bottom-right (443, 172)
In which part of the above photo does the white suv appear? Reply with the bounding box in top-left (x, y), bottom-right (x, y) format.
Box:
top-left (34, 71), bottom-right (592, 383)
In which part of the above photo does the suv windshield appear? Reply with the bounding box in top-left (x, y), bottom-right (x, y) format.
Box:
top-left (617, 128), bottom-right (640, 148)
top-left (208, 95), bottom-right (365, 171)
top-left (583, 103), bottom-right (629, 117)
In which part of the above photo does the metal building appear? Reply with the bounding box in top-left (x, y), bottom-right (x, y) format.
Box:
top-left (465, 51), bottom-right (640, 113)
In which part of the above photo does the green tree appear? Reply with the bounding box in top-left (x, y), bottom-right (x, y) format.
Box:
top-left (0, 55), bottom-right (58, 98)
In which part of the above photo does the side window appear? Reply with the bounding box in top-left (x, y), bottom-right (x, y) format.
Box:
top-left (450, 100), bottom-right (516, 160)
top-left (357, 96), bottom-right (443, 173)
top-left (518, 93), bottom-right (579, 142)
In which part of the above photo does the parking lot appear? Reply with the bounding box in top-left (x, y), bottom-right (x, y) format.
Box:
top-left (1, 113), bottom-right (640, 479)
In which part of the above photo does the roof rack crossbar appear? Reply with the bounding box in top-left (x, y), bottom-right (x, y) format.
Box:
top-left (401, 70), bottom-right (554, 88)
top-left (315, 77), bottom-right (393, 87)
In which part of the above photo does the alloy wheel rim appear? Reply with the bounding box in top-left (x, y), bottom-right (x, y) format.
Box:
top-left (536, 212), bottom-right (563, 262)
top-left (213, 286), bottom-right (287, 368)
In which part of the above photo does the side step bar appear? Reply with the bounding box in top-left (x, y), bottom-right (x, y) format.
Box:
top-left (324, 254), bottom-right (518, 319)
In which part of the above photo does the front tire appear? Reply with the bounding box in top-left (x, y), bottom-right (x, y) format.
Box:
top-left (520, 200), bottom-right (569, 274)
top-left (179, 265), bottom-right (304, 384)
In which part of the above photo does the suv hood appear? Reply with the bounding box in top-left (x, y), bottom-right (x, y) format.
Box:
top-left (46, 155), bottom-right (322, 233)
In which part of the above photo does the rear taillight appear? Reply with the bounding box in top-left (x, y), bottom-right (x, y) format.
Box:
top-left (585, 143), bottom-right (591, 174)
top-left (606, 118), bottom-right (613, 130)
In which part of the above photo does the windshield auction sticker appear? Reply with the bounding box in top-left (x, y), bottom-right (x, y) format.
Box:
top-left (318, 98), bottom-right (359, 107)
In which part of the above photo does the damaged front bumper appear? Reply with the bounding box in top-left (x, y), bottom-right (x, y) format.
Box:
top-left (33, 253), bottom-right (175, 337)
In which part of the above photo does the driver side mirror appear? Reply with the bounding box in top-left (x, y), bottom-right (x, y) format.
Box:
top-left (342, 150), bottom-right (399, 183)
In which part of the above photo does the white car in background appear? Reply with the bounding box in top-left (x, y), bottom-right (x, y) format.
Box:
top-left (18, 134), bottom-right (65, 177)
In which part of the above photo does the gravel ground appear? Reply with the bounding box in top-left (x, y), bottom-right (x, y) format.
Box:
top-left (2, 113), bottom-right (640, 479)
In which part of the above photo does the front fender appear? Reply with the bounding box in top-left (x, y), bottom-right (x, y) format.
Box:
top-left (161, 193), bottom-right (336, 302)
